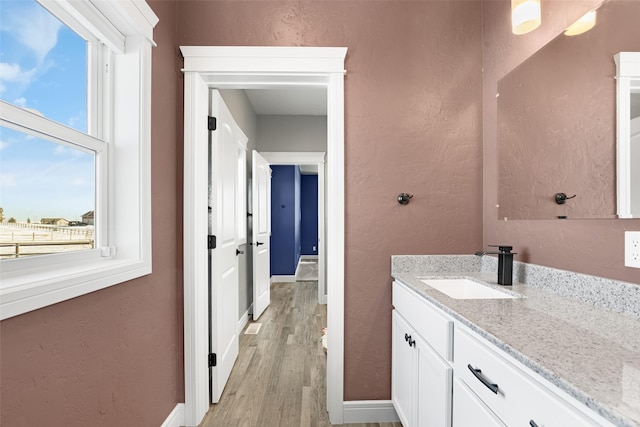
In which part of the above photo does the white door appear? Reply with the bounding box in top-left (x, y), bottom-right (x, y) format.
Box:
top-left (252, 150), bottom-right (271, 320)
top-left (209, 90), bottom-right (247, 403)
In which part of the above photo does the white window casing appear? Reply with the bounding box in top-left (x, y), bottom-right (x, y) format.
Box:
top-left (0, 1), bottom-right (158, 320)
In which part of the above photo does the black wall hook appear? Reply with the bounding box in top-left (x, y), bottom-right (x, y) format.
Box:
top-left (555, 193), bottom-right (576, 205)
top-left (398, 193), bottom-right (413, 205)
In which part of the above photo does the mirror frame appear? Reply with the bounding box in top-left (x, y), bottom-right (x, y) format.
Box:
top-left (615, 52), bottom-right (640, 218)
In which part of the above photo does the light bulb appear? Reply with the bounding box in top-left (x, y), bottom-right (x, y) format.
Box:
top-left (564, 10), bottom-right (597, 36)
top-left (512, 0), bottom-right (542, 35)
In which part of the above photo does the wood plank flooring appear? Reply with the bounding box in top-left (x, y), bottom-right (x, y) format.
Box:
top-left (199, 280), bottom-right (401, 427)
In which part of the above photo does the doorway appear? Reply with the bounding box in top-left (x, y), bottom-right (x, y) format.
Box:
top-left (262, 153), bottom-right (327, 305)
top-left (181, 46), bottom-right (347, 426)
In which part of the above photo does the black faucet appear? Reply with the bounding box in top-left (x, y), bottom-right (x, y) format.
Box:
top-left (475, 245), bottom-right (516, 286)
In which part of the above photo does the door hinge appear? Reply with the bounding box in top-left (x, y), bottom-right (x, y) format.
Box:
top-left (208, 116), bottom-right (217, 131)
top-left (208, 353), bottom-right (217, 367)
top-left (208, 235), bottom-right (216, 249)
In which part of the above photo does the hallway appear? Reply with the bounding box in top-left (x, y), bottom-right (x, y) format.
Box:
top-left (200, 280), bottom-right (401, 427)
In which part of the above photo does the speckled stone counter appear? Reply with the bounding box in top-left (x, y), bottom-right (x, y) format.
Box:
top-left (392, 255), bottom-right (640, 427)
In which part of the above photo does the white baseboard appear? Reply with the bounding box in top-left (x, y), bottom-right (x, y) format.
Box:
top-left (238, 308), bottom-right (250, 333)
top-left (342, 400), bottom-right (400, 424)
top-left (295, 261), bottom-right (301, 279)
top-left (160, 403), bottom-right (185, 427)
top-left (300, 255), bottom-right (318, 260)
top-left (270, 275), bottom-right (296, 283)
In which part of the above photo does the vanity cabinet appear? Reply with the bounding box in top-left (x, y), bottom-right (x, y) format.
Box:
top-left (392, 281), bottom-right (453, 427)
top-left (454, 325), bottom-right (607, 427)
top-left (392, 280), bottom-right (616, 427)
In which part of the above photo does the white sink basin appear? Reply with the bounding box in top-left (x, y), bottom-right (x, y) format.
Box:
top-left (420, 278), bottom-right (518, 300)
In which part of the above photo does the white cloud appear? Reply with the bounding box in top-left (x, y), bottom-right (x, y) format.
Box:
top-left (0, 62), bottom-right (37, 84)
top-left (4, 3), bottom-right (62, 63)
top-left (54, 145), bottom-right (68, 155)
top-left (0, 173), bottom-right (17, 188)
top-left (13, 97), bottom-right (27, 107)
top-left (0, 63), bottom-right (37, 98)
top-left (54, 145), bottom-right (87, 158)
top-left (0, 140), bottom-right (8, 151)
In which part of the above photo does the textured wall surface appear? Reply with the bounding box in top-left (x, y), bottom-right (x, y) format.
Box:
top-left (178, 0), bottom-right (483, 400)
top-left (0, 2), bottom-right (184, 425)
top-left (483, 0), bottom-right (640, 283)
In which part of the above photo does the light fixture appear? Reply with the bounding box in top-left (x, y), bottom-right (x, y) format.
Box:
top-left (511, 0), bottom-right (541, 35)
top-left (564, 10), bottom-right (597, 36)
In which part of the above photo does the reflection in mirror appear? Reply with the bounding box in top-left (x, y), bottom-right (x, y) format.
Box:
top-left (632, 91), bottom-right (640, 216)
top-left (497, 0), bottom-right (640, 220)
top-left (615, 51), bottom-right (640, 218)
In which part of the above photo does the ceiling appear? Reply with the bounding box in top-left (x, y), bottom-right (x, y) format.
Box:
top-left (245, 88), bottom-right (324, 175)
top-left (244, 88), bottom-right (327, 116)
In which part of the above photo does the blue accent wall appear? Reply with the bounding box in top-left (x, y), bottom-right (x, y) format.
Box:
top-left (270, 165), bottom-right (302, 276)
top-left (301, 175), bottom-right (318, 255)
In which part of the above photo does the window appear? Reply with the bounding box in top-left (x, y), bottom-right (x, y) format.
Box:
top-left (1, 1), bottom-right (98, 259)
top-left (0, 0), bottom-right (88, 131)
top-left (0, 125), bottom-right (96, 259)
top-left (0, 0), bottom-right (158, 320)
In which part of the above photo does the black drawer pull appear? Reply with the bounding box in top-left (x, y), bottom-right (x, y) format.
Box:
top-left (405, 333), bottom-right (410, 342)
top-left (529, 421), bottom-right (539, 427)
top-left (467, 364), bottom-right (499, 394)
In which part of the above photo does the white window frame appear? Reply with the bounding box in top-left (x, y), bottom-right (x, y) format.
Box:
top-left (0, 0), bottom-right (158, 320)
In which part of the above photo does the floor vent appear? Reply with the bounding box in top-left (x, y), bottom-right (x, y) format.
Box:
top-left (245, 323), bottom-right (262, 335)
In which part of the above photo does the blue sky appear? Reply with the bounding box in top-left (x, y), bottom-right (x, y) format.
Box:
top-left (0, 0), bottom-right (94, 222)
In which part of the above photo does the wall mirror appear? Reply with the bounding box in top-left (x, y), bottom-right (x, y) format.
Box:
top-left (497, 0), bottom-right (640, 220)
top-left (615, 52), bottom-right (640, 218)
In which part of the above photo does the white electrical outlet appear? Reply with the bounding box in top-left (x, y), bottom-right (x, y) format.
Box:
top-left (625, 231), bottom-right (640, 268)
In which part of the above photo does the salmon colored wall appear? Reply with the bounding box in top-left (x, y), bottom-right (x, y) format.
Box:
top-left (483, 0), bottom-right (640, 283)
top-left (0, 2), bottom-right (184, 425)
top-left (176, 1), bottom-right (483, 400)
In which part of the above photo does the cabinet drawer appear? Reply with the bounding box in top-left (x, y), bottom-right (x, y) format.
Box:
top-left (455, 325), bottom-right (602, 427)
top-left (452, 378), bottom-right (506, 427)
top-left (393, 281), bottom-right (453, 361)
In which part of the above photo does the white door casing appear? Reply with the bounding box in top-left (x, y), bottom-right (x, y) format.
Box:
top-left (209, 90), bottom-right (247, 402)
top-left (182, 46), bottom-right (347, 426)
top-left (252, 150), bottom-right (271, 320)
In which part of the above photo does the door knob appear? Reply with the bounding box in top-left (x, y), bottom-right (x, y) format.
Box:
top-left (236, 249), bottom-right (244, 256)
top-left (256, 241), bottom-right (264, 246)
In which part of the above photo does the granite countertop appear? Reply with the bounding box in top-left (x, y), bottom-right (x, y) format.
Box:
top-left (392, 260), bottom-right (640, 427)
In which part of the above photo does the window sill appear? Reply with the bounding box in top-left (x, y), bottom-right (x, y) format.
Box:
top-left (0, 257), bottom-right (151, 320)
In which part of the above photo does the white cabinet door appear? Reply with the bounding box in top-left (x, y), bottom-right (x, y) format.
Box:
top-left (452, 378), bottom-right (506, 427)
top-left (392, 310), bottom-right (415, 427)
top-left (415, 333), bottom-right (452, 427)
